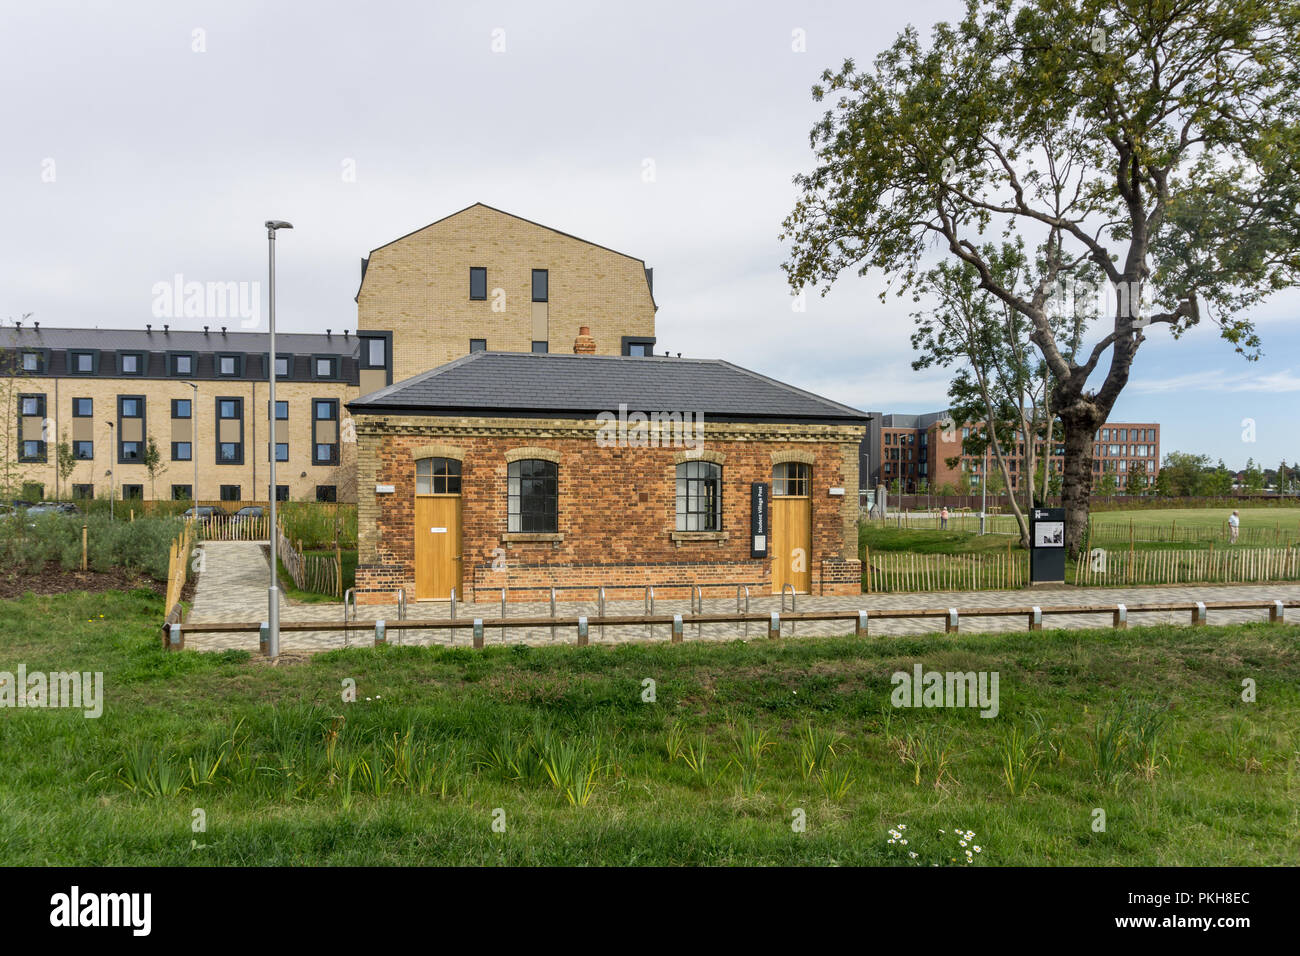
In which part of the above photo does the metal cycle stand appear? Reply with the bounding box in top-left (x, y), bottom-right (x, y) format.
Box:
top-left (736, 585), bottom-right (750, 639)
top-left (690, 585), bottom-right (703, 639)
top-left (781, 584), bottom-right (797, 636)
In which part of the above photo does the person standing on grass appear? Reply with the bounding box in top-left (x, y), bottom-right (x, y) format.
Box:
top-left (1229, 510), bottom-right (1240, 544)
top-left (940, 506), bottom-right (949, 530)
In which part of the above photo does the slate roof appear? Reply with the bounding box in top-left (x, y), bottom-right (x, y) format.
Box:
top-left (348, 352), bottom-right (869, 424)
top-left (1, 325), bottom-right (359, 355)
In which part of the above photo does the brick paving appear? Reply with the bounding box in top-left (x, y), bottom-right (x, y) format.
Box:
top-left (182, 541), bottom-right (1300, 654)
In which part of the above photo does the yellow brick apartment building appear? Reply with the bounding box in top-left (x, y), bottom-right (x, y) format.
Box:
top-left (2, 204), bottom-right (659, 503)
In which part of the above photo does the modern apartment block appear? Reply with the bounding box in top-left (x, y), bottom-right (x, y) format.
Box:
top-left (1, 324), bottom-right (375, 503)
top-left (862, 412), bottom-right (1160, 494)
top-left (357, 203), bottom-right (658, 381)
top-left (3, 204), bottom-right (660, 503)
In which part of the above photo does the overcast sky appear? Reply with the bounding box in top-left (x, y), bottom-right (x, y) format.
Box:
top-left (3, 0), bottom-right (1297, 469)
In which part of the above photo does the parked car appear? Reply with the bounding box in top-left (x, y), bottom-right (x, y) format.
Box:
top-left (182, 505), bottom-right (231, 521)
top-left (234, 506), bottom-right (265, 519)
top-left (25, 502), bottom-right (82, 518)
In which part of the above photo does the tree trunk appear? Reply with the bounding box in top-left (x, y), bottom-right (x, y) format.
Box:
top-left (1059, 409), bottom-right (1101, 557)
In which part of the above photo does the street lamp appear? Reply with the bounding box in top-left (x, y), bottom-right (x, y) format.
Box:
top-left (265, 219), bottom-right (293, 659)
top-left (105, 421), bottom-right (115, 520)
top-left (183, 381), bottom-right (199, 505)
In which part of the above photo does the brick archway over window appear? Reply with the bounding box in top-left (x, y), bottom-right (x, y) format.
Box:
top-left (770, 448), bottom-right (816, 466)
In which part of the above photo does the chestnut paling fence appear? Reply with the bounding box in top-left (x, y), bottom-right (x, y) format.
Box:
top-left (192, 512), bottom-right (272, 542)
top-left (1075, 546), bottom-right (1300, 587)
top-left (275, 518), bottom-right (343, 598)
top-left (163, 521), bottom-right (197, 620)
top-left (864, 547), bottom-right (1028, 592)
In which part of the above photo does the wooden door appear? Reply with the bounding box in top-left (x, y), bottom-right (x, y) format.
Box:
top-left (771, 496), bottom-right (811, 594)
top-left (414, 495), bottom-right (462, 600)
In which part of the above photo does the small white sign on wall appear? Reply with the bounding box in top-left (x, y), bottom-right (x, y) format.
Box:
top-left (430, 527), bottom-right (447, 534)
top-left (376, 484), bottom-right (395, 494)
top-left (828, 487), bottom-right (845, 496)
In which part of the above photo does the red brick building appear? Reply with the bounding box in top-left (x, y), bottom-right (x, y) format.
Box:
top-left (866, 412), bottom-right (1160, 494)
top-left (348, 344), bottom-right (867, 604)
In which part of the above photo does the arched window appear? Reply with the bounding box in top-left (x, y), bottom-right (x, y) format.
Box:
top-left (416, 457), bottom-right (461, 495)
top-left (676, 460), bottom-right (721, 531)
top-left (508, 459), bottom-right (557, 532)
top-left (773, 461), bottom-right (811, 496)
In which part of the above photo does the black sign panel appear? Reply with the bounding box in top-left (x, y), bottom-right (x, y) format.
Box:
top-left (750, 482), bottom-right (769, 558)
top-left (1029, 507), bottom-right (1067, 584)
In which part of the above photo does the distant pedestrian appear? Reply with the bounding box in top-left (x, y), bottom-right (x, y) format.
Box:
top-left (1229, 510), bottom-right (1240, 544)
top-left (940, 506), bottom-right (949, 530)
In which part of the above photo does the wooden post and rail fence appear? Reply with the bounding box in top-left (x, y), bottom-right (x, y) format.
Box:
top-left (162, 597), bottom-right (1297, 652)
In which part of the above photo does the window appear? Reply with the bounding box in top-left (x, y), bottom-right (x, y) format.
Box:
top-left (122, 485), bottom-right (144, 500)
top-left (416, 457), bottom-right (462, 495)
top-left (312, 399), bottom-right (339, 465)
top-left (73, 440), bottom-right (94, 460)
top-left (218, 355), bottom-right (239, 376)
top-left (508, 459), bottom-right (557, 533)
top-left (20, 440), bottom-right (44, 462)
top-left (21, 352), bottom-right (42, 372)
top-left (469, 267), bottom-right (487, 300)
top-left (119, 353), bottom-right (142, 375)
top-left (219, 443), bottom-right (240, 463)
top-left (675, 460), bottom-right (722, 531)
top-left (73, 484), bottom-right (94, 500)
top-left (273, 443), bottom-right (289, 462)
top-left (275, 485), bottom-right (289, 502)
top-left (531, 269), bottom-right (548, 302)
top-left (71, 351), bottom-right (95, 373)
top-left (469, 339), bottom-right (487, 353)
top-left (773, 462), bottom-right (811, 496)
top-left (269, 400), bottom-right (288, 420)
top-left (530, 341), bottom-right (548, 354)
top-left (20, 395), bottom-right (43, 416)
top-left (172, 399), bottom-right (191, 419)
top-left (170, 353), bottom-right (193, 376)
top-left (621, 336), bottom-right (656, 356)
top-left (315, 485), bottom-right (337, 503)
top-left (627, 343), bottom-right (648, 356)
top-left (366, 337), bottom-right (386, 367)
top-left (275, 356), bottom-right (290, 377)
top-left (172, 442), bottom-right (192, 461)
top-left (219, 399), bottom-right (239, 419)
top-left (219, 485), bottom-right (241, 502)
top-left (120, 397), bottom-right (141, 417)
top-left (73, 398), bottom-right (93, 417)
top-left (121, 441), bottom-right (141, 462)
top-left (172, 484), bottom-right (192, 500)
top-left (314, 356), bottom-right (338, 379)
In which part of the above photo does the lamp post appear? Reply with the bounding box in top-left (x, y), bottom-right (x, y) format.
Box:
top-left (265, 219), bottom-right (293, 659)
top-left (105, 421), bottom-right (115, 520)
top-left (184, 381), bottom-right (199, 505)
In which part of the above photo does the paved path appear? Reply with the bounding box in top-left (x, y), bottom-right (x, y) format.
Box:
top-left (182, 541), bottom-right (1300, 654)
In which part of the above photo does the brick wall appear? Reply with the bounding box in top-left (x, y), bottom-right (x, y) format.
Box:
top-left (3, 375), bottom-right (356, 501)
top-left (354, 414), bottom-right (863, 603)
top-left (357, 204), bottom-right (657, 380)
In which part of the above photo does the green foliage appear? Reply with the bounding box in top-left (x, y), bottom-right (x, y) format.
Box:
top-left (0, 512), bottom-right (184, 579)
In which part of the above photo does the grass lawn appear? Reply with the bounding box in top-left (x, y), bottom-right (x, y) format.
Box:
top-left (1, 589), bottom-right (1297, 865)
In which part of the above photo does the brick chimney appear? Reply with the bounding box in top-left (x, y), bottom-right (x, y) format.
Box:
top-left (573, 326), bottom-right (596, 354)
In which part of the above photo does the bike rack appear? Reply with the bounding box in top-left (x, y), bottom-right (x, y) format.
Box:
top-left (781, 584), bottom-right (797, 636)
top-left (736, 585), bottom-right (750, 638)
top-left (550, 587), bottom-right (557, 641)
top-left (393, 589), bottom-right (407, 643)
top-left (597, 587), bottom-right (606, 642)
top-left (644, 586), bottom-right (655, 640)
top-left (690, 585), bottom-right (704, 638)
top-left (501, 588), bottom-right (507, 644)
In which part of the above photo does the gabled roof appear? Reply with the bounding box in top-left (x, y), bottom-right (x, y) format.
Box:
top-left (347, 352), bottom-right (869, 425)
top-left (355, 203), bottom-right (657, 308)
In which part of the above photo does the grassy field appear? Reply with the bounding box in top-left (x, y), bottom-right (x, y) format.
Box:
top-left (1, 589), bottom-right (1297, 865)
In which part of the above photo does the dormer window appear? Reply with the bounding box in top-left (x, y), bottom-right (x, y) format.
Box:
top-left (218, 354), bottom-right (241, 376)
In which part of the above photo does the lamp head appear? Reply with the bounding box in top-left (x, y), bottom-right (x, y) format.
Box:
top-left (265, 220), bottom-right (294, 231)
